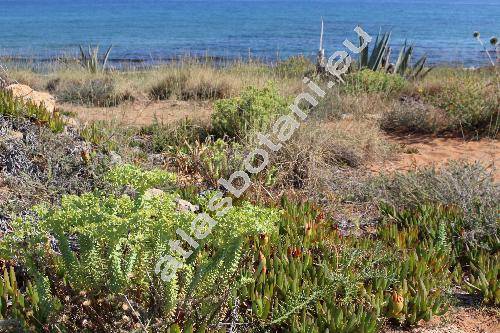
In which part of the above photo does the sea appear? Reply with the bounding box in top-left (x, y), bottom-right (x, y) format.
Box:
top-left (1, 0), bottom-right (499, 66)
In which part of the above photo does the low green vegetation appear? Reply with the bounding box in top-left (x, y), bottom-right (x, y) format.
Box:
top-left (1, 167), bottom-right (497, 331)
top-left (345, 69), bottom-right (407, 95)
top-left (211, 83), bottom-right (289, 140)
top-left (0, 54), bottom-right (498, 332)
top-left (0, 89), bottom-right (65, 132)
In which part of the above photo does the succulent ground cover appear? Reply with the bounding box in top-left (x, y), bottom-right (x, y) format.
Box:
top-left (0, 57), bottom-right (498, 332)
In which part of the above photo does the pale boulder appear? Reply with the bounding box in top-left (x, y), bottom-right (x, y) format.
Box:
top-left (5, 84), bottom-right (56, 113)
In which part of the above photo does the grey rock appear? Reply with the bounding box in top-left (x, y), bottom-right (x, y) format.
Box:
top-left (175, 198), bottom-right (199, 213)
top-left (143, 188), bottom-right (165, 200)
top-left (109, 151), bottom-right (123, 165)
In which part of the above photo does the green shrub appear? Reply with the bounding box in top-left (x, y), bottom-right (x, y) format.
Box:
top-left (211, 83), bottom-right (289, 140)
top-left (420, 75), bottom-right (499, 136)
top-left (275, 55), bottom-right (315, 78)
top-left (345, 70), bottom-right (407, 94)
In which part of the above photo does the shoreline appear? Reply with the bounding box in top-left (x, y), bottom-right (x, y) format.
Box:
top-left (1, 49), bottom-right (498, 69)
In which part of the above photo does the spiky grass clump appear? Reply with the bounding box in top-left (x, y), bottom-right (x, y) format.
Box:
top-left (55, 77), bottom-right (133, 106)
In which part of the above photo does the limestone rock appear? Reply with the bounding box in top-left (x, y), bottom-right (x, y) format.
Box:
top-left (143, 188), bottom-right (165, 200)
top-left (5, 84), bottom-right (56, 113)
top-left (1, 130), bottom-right (23, 141)
top-left (109, 151), bottom-right (123, 165)
top-left (175, 198), bottom-right (199, 213)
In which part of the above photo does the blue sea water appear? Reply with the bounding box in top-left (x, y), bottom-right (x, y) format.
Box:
top-left (0, 0), bottom-right (499, 65)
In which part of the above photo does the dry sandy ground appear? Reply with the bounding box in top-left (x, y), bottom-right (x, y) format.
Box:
top-left (69, 100), bottom-right (499, 180)
top-left (373, 134), bottom-right (499, 181)
top-left (63, 99), bottom-right (212, 126)
top-left (384, 307), bottom-right (499, 333)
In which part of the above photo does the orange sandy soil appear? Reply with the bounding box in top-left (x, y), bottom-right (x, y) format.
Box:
top-left (372, 134), bottom-right (499, 181)
top-left (384, 306), bottom-right (499, 333)
top-left (68, 100), bottom-right (498, 179)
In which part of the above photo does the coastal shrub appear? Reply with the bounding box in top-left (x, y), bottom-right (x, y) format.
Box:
top-left (0, 115), bottom-right (109, 221)
top-left (269, 120), bottom-right (394, 192)
top-left (345, 69), bottom-right (407, 95)
top-left (367, 162), bottom-right (498, 245)
top-left (275, 55), bottom-right (315, 78)
top-left (56, 77), bottom-right (133, 106)
top-left (419, 75), bottom-right (499, 136)
top-left (149, 72), bottom-right (188, 100)
top-left (211, 83), bottom-right (289, 140)
top-left (381, 97), bottom-right (450, 134)
top-left (181, 79), bottom-right (231, 101)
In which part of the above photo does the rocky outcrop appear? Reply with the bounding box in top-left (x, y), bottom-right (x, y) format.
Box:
top-left (5, 84), bottom-right (56, 113)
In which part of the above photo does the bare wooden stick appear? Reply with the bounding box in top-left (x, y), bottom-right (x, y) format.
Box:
top-left (316, 17), bottom-right (326, 74)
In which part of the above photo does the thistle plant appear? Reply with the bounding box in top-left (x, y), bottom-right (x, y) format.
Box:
top-left (473, 31), bottom-right (495, 66)
top-left (491, 36), bottom-right (499, 64)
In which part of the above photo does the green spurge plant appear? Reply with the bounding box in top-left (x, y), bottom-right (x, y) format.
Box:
top-left (1, 164), bottom-right (280, 331)
top-left (211, 83), bottom-right (289, 141)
